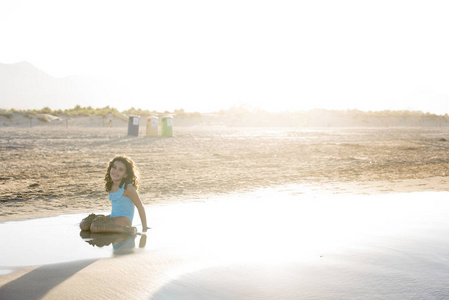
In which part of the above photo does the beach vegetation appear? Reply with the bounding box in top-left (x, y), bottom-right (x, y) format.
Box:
top-left (0, 110), bottom-right (13, 119)
top-left (37, 115), bottom-right (50, 122)
top-left (122, 107), bottom-right (159, 117)
top-left (0, 105), bottom-right (202, 120)
top-left (174, 109), bottom-right (202, 119)
top-left (1, 105), bottom-right (449, 127)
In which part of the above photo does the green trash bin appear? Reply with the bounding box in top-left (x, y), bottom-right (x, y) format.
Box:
top-left (161, 116), bottom-right (173, 137)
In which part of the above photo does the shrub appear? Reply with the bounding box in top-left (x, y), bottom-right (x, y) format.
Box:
top-left (0, 112), bottom-right (13, 120)
top-left (37, 115), bottom-right (49, 122)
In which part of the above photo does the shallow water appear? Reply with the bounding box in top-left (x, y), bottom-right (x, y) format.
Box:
top-left (150, 188), bottom-right (449, 299)
top-left (2, 186), bottom-right (449, 298)
top-left (0, 213), bottom-right (142, 273)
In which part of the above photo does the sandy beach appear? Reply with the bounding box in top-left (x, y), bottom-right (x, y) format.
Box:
top-left (3, 0), bottom-right (449, 296)
top-left (1, 122), bottom-right (449, 299)
top-left (1, 123), bottom-right (449, 221)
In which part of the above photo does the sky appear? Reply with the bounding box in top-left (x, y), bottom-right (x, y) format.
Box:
top-left (1, 0), bottom-right (449, 114)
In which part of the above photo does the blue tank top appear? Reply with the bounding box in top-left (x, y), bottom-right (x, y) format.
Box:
top-left (109, 184), bottom-right (135, 223)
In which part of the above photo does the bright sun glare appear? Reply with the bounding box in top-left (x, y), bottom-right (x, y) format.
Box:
top-left (155, 187), bottom-right (432, 270)
top-left (1, 0), bottom-right (449, 113)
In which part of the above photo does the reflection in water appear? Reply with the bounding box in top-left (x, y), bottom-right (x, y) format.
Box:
top-left (79, 231), bottom-right (147, 255)
top-left (3, 189), bottom-right (449, 299)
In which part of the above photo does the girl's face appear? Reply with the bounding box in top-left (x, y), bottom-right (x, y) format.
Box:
top-left (110, 160), bottom-right (127, 183)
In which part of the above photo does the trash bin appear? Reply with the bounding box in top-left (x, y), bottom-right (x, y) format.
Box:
top-left (146, 116), bottom-right (158, 137)
top-left (161, 116), bottom-right (173, 137)
top-left (127, 115), bottom-right (140, 136)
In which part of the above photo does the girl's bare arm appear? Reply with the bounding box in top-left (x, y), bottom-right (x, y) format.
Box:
top-left (125, 186), bottom-right (148, 232)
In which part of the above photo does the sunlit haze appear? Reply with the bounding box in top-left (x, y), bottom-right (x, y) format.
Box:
top-left (1, 0), bottom-right (449, 113)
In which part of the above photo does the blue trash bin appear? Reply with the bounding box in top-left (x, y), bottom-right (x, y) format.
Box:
top-left (128, 115), bottom-right (140, 136)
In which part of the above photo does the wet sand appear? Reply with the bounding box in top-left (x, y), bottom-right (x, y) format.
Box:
top-left (1, 125), bottom-right (449, 221)
top-left (1, 188), bottom-right (449, 299)
top-left (1, 125), bottom-right (449, 298)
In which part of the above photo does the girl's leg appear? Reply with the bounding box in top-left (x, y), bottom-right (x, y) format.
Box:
top-left (90, 216), bottom-right (136, 234)
top-left (80, 213), bottom-right (104, 231)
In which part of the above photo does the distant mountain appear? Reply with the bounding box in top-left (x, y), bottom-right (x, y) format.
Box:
top-left (0, 61), bottom-right (131, 110)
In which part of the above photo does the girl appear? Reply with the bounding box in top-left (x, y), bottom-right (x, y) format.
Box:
top-left (80, 155), bottom-right (148, 235)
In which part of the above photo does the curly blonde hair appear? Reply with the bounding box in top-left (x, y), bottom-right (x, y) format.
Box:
top-left (104, 155), bottom-right (139, 192)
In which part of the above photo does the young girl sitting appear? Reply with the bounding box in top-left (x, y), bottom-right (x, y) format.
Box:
top-left (80, 155), bottom-right (148, 235)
